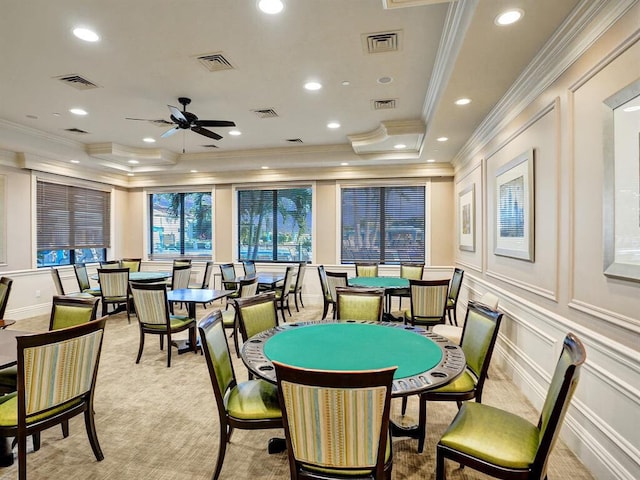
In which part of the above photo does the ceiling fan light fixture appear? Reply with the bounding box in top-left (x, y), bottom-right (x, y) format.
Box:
top-left (229, 130), bottom-right (242, 136)
top-left (258, 0), bottom-right (284, 15)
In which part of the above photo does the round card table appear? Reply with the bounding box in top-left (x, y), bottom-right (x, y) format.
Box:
top-left (348, 276), bottom-right (409, 291)
top-left (91, 271), bottom-right (171, 283)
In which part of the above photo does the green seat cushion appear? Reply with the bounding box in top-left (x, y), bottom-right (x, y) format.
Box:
top-left (0, 392), bottom-right (83, 427)
top-left (439, 402), bottom-right (539, 469)
top-left (429, 369), bottom-right (476, 395)
top-left (83, 288), bottom-right (102, 296)
top-left (225, 379), bottom-right (281, 420)
top-left (143, 315), bottom-right (193, 331)
top-left (221, 309), bottom-right (236, 328)
top-left (447, 298), bottom-right (454, 307)
top-left (0, 366), bottom-right (17, 388)
top-left (403, 310), bottom-right (441, 326)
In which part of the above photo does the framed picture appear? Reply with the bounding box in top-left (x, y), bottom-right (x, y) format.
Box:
top-left (458, 184), bottom-right (475, 252)
top-left (494, 149), bottom-right (534, 261)
top-left (603, 79), bottom-right (640, 282)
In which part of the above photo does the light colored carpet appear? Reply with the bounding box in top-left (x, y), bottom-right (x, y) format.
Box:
top-left (0, 301), bottom-right (593, 480)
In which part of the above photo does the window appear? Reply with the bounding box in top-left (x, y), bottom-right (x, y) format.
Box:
top-left (238, 187), bottom-right (312, 262)
top-left (341, 185), bottom-right (425, 264)
top-left (149, 192), bottom-right (212, 259)
top-left (37, 180), bottom-right (110, 267)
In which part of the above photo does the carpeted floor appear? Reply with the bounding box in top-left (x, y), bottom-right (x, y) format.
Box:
top-left (0, 300), bottom-right (594, 480)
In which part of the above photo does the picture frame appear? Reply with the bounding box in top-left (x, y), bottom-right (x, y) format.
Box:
top-left (458, 184), bottom-right (475, 252)
top-left (603, 79), bottom-right (640, 282)
top-left (494, 149), bottom-right (534, 261)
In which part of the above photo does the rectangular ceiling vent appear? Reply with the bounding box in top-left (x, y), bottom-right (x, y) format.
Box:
top-left (372, 99), bottom-right (397, 110)
top-left (195, 52), bottom-right (235, 72)
top-left (362, 31), bottom-right (402, 54)
top-left (202, 144), bottom-right (219, 148)
top-left (54, 74), bottom-right (100, 90)
top-left (64, 128), bottom-right (89, 134)
top-left (252, 108), bottom-right (279, 119)
top-left (286, 138), bottom-right (303, 143)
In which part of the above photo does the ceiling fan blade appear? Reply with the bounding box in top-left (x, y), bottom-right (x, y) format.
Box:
top-left (126, 117), bottom-right (174, 126)
top-left (192, 126), bottom-right (222, 140)
top-left (168, 105), bottom-right (188, 124)
top-left (161, 127), bottom-right (180, 138)
top-left (195, 120), bottom-right (236, 127)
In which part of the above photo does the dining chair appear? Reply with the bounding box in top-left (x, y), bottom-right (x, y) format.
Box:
top-left (274, 361), bottom-right (396, 480)
top-left (191, 261), bottom-right (215, 308)
top-left (0, 317), bottom-right (108, 480)
top-left (445, 267), bottom-right (465, 326)
top-left (235, 292), bottom-right (279, 359)
top-left (73, 264), bottom-right (102, 298)
top-left (219, 263), bottom-right (239, 309)
top-left (121, 258), bottom-right (142, 273)
top-left (335, 286), bottom-right (385, 322)
top-left (242, 260), bottom-right (256, 276)
top-left (289, 261), bottom-right (307, 311)
top-left (355, 262), bottom-right (379, 277)
top-left (325, 270), bottom-right (349, 319)
top-left (50, 267), bottom-right (94, 298)
top-left (0, 276), bottom-right (14, 319)
top-left (388, 262), bottom-right (424, 311)
top-left (436, 333), bottom-right (586, 480)
top-left (173, 258), bottom-right (192, 267)
top-left (97, 267), bottom-right (132, 322)
top-left (274, 265), bottom-right (297, 322)
top-left (403, 278), bottom-right (449, 329)
top-left (402, 301), bottom-right (503, 453)
top-left (129, 281), bottom-right (197, 367)
top-left (433, 292), bottom-right (499, 345)
top-left (317, 265), bottom-right (333, 320)
top-left (198, 310), bottom-right (282, 480)
top-left (168, 263), bottom-right (192, 313)
top-left (99, 260), bottom-right (122, 269)
top-left (221, 276), bottom-right (259, 356)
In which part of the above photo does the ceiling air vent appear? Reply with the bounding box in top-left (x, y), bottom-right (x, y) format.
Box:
top-left (372, 99), bottom-right (397, 110)
top-left (54, 74), bottom-right (100, 90)
top-left (195, 52), bottom-right (235, 72)
top-left (286, 138), bottom-right (303, 143)
top-left (252, 108), bottom-right (279, 119)
top-left (362, 31), bottom-right (402, 54)
top-left (64, 128), bottom-right (89, 134)
top-left (202, 144), bottom-right (219, 148)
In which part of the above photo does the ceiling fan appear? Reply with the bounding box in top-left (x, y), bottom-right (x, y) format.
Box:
top-left (126, 97), bottom-right (236, 141)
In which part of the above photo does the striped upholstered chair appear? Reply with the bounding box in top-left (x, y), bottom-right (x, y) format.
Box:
top-left (129, 282), bottom-right (197, 367)
top-left (355, 262), bottom-right (379, 277)
top-left (274, 361), bottom-right (396, 479)
top-left (0, 317), bottom-right (107, 480)
top-left (198, 310), bottom-right (282, 480)
top-left (403, 279), bottom-right (450, 329)
top-left (335, 286), bottom-right (385, 322)
top-left (97, 268), bottom-right (132, 321)
top-left (73, 264), bottom-right (102, 298)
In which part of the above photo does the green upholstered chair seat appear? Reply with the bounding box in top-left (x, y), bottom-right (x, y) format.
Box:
top-left (430, 369), bottom-right (476, 395)
top-left (103, 295), bottom-right (131, 302)
top-left (439, 402), bottom-right (539, 469)
top-left (447, 298), bottom-right (455, 307)
top-left (225, 379), bottom-right (281, 420)
top-left (0, 392), bottom-right (83, 427)
top-left (0, 366), bottom-right (17, 388)
top-left (221, 309), bottom-right (236, 328)
top-left (143, 315), bottom-right (193, 331)
top-left (82, 288), bottom-right (102, 296)
top-left (403, 309), bottom-right (442, 326)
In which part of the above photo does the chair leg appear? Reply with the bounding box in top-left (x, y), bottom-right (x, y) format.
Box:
top-left (401, 396), bottom-right (408, 415)
top-left (32, 432), bottom-right (40, 451)
top-left (294, 293), bottom-right (300, 312)
top-left (159, 335), bottom-right (164, 351)
top-left (212, 422), bottom-right (230, 480)
top-left (189, 325), bottom-right (198, 354)
top-left (299, 292), bottom-right (304, 308)
top-left (436, 445), bottom-right (446, 480)
top-left (136, 330), bottom-right (145, 364)
top-left (166, 333), bottom-right (172, 367)
top-left (17, 433), bottom-right (27, 480)
top-left (417, 395), bottom-right (427, 453)
top-left (322, 302), bottom-right (329, 320)
top-left (61, 420), bottom-right (69, 438)
top-left (84, 406), bottom-right (104, 461)
top-left (453, 307), bottom-right (458, 326)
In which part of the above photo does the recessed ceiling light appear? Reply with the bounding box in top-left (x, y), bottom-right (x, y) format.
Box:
top-left (341, 162), bottom-right (349, 166)
top-left (261, 166), bottom-right (269, 170)
top-left (190, 170), bottom-right (198, 173)
top-left (127, 173), bottom-right (134, 177)
top-left (304, 81), bottom-right (322, 91)
top-left (73, 27), bottom-right (100, 42)
top-left (495, 9), bottom-right (524, 26)
top-left (128, 160), bottom-right (139, 165)
top-left (229, 130), bottom-right (242, 136)
top-left (69, 108), bottom-right (87, 116)
top-left (426, 159), bottom-right (436, 163)
top-left (258, 0), bottom-right (284, 14)
top-left (394, 144), bottom-right (407, 149)
top-left (327, 122), bottom-right (340, 129)
top-left (377, 76), bottom-right (393, 85)
top-left (70, 160), bottom-right (80, 164)
top-left (341, 81), bottom-right (351, 86)
top-left (455, 98), bottom-right (471, 105)
top-left (143, 137), bottom-right (155, 143)
top-left (437, 137), bottom-right (448, 142)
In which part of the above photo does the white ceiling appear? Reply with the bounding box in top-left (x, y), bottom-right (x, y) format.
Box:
top-left (0, 0), bottom-right (581, 178)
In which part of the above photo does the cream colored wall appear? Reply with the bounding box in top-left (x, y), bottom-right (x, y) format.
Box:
top-left (428, 178), bottom-right (454, 266)
top-left (111, 186), bottom-right (144, 259)
top-left (0, 165), bottom-right (32, 271)
top-left (453, 6), bottom-right (640, 479)
top-left (214, 184), bottom-right (233, 263)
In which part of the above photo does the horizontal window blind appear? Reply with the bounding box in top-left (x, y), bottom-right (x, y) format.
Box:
top-left (341, 186), bottom-right (425, 264)
top-left (37, 180), bottom-right (111, 251)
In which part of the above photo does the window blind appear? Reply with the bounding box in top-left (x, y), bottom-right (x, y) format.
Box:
top-left (37, 180), bottom-right (111, 251)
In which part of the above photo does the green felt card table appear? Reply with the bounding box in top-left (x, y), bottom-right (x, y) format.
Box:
top-left (348, 276), bottom-right (410, 290)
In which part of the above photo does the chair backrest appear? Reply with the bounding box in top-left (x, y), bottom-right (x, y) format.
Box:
top-left (74, 264), bottom-right (91, 291)
top-left (336, 286), bottom-right (385, 322)
top-left (355, 262), bottom-right (379, 277)
top-left (447, 267), bottom-right (465, 303)
top-left (49, 295), bottom-right (99, 330)
top-left (280, 266), bottom-right (297, 297)
top-left (198, 310), bottom-right (237, 419)
top-left (235, 292), bottom-right (279, 343)
top-left (292, 262), bottom-right (306, 292)
top-left (478, 292), bottom-right (499, 310)
top-left (274, 361), bottom-right (396, 479)
top-left (100, 260), bottom-right (122, 269)
top-left (50, 268), bottom-right (66, 296)
top-left (317, 265), bottom-right (331, 300)
top-left (130, 282), bottom-right (171, 326)
top-left (400, 263), bottom-right (424, 280)
top-left (121, 258), bottom-right (141, 273)
top-left (220, 263), bottom-right (237, 289)
top-left (408, 279), bottom-right (450, 326)
top-left (242, 260), bottom-right (256, 276)
top-left (458, 302), bottom-right (503, 400)
top-left (97, 268), bottom-right (130, 297)
top-left (173, 258), bottom-right (192, 267)
top-left (325, 271), bottom-right (348, 302)
top-left (201, 261), bottom-right (215, 289)
top-left (237, 276), bottom-right (259, 298)
top-left (171, 264), bottom-right (192, 290)
top-left (0, 276), bottom-right (13, 318)
top-left (533, 333), bottom-right (586, 477)
top-left (16, 316), bottom-right (107, 421)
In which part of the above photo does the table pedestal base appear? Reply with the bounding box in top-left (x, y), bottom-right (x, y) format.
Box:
top-left (267, 437), bottom-right (286, 454)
